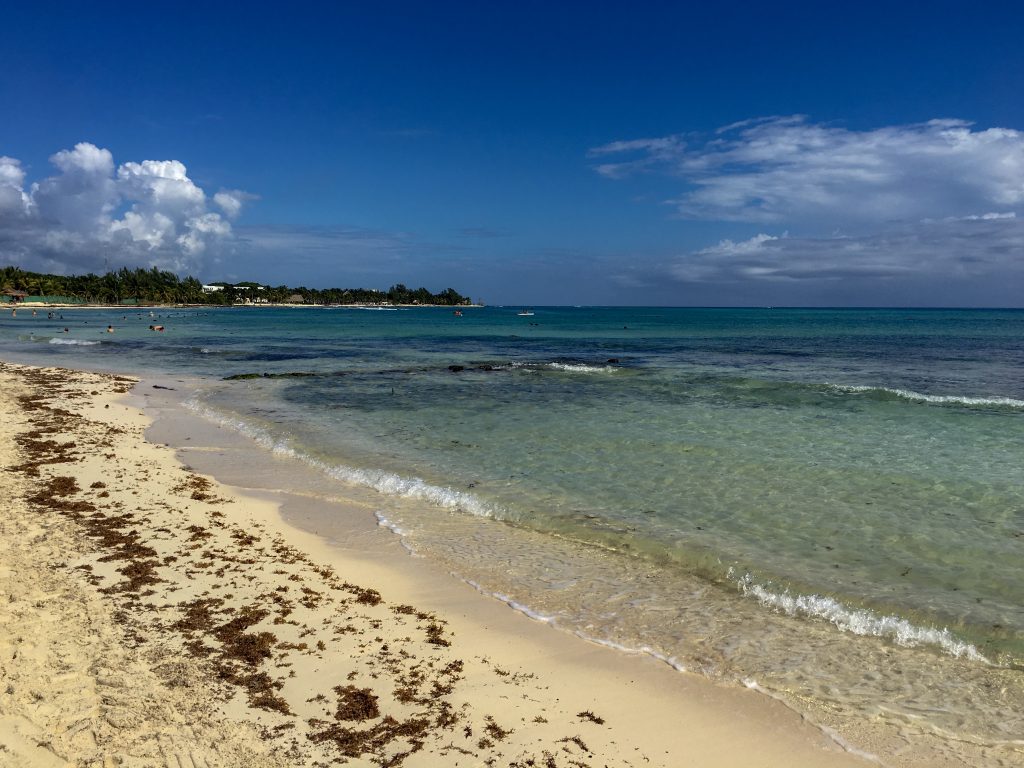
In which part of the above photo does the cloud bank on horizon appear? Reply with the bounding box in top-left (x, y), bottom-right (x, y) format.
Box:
top-left (592, 116), bottom-right (1024, 290)
top-left (0, 142), bottom-right (249, 276)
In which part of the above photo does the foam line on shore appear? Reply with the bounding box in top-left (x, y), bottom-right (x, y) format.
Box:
top-left (743, 680), bottom-right (884, 765)
top-left (369, 508), bottom-right (699, 673)
top-left (462, 579), bottom-right (557, 624)
top-left (369, 508), bottom-right (699, 674)
top-left (574, 634), bottom-right (688, 673)
top-left (374, 511), bottom-right (421, 556)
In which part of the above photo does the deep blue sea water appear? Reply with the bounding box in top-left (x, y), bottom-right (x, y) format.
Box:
top-left (3, 305), bottom-right (1022, 757)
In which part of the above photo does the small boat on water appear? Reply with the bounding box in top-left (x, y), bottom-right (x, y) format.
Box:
top-left (516, 309), bottom-right (535, 316)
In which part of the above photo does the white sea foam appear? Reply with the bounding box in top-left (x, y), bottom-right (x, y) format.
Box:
top-left (500, 361), bottom-right (617, 374)
top-left (49, 338), bottom-right (100, 346)
top-left (743, 679), bottom-right (883, 763)
top-left (375, 504), bottom-right (696, 672)
top-left (374, 512), bottom-right (419, 556)
top-left (444, 557), bottom-right (693, 672)
top-left (395, 538), bottom-right (695, 672)
top-left (735, 573), bottom-right (989, 663)
top-left (462, 579), bottom-right (556, 623)
top-left (818, 726), bottom-right (885, 764)
top-left (320, 463), bottom-right (498, 518)
top-left (829, 384), bottom-right (1024, 409)
top-left (374, 511), bottom-right (409, 537)
top-left (184, 400), bottom-right (502, 521)
top-left (578, 635), bottom-right (687, 672)
top-left (546, 362), bottom-right (617, 374)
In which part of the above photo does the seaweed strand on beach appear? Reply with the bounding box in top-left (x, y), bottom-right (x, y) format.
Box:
top-left (0, 361), bottom-right (651, 768)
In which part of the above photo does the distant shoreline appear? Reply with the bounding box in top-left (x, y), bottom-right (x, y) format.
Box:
top-left (5, 302), bottom-right (485, 309)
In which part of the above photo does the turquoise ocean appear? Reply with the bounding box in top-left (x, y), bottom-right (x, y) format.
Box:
top-left (2, 305), bottom-right (1022, 759)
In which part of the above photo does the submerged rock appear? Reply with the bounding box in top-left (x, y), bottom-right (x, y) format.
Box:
top-left (224, 372), bottom-right (317, 380)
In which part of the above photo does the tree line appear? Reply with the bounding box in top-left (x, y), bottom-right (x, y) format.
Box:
top-left (0, 266), bottom-right (471, 306)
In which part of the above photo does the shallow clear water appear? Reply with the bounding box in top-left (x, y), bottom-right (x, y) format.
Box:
top-left (3, 305), bottom-right (1023, 759)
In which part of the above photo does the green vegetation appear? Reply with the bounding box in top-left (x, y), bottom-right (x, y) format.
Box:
top-left (1, 266), bottom-right (202, 304)
top-left (0, 266), bottom-right (471, 306)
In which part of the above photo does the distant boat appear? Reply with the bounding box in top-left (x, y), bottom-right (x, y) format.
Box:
top-left (517, 309), bottom-right (534, 316)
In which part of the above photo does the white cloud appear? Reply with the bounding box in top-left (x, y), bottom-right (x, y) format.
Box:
top-left (0, 142), bottom-right (250, 275)
top-left (212, 189), bottom-right (257, 220)
top-left (951, 211), bottom-right (1016, 221)
top-left (592, 117), bottom-right (1024, 225)
top-left (32, 143), bottom-right (118, 234)
top-left (663, 215), bottom-right (1024, 285)
top-left (0, 156), bottom-right (31, 217)
top-left (670, 233), bottom-right (789, 282)
top-left (110, 210), bottom-right (175, 250)
top-left (117, 159), bottom-right (206, 214)
top-left (588, 135), bottom-right (686, 179)
top-left (699, 233), bottom-right (780, 255)
top-left (50, 142), bottom-right (115, 175)
top-left (592, 116), bottom-right (1024, 304)
top-left (178, 212), bottom-right (232, 256)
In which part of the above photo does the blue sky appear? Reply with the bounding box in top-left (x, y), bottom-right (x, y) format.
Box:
top-left (2, 1), bottom-right (1024, 305)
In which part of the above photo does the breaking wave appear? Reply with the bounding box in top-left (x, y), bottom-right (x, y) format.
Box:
top-left (184, 400), bottom-right (503, 520)
top-left (49, 338), bottom-right (100, 346)
top-left (734, 571), bottom-right (989, 663)
top-left (498, 361), bottom-right (618, 374)
top-left (829, 384), bottom-right (1024, 409)
top-left (546, 362), bottom-right (618, 373)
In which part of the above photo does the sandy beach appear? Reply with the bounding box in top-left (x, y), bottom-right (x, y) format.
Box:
top-left (0, 360), bottom-right (874, 767)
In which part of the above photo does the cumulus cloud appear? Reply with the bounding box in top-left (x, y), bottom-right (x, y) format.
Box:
top-left (0, 156), bottom-right (31, 217)
top-left (591, 116), bottom-right (1024, 225)
top-left (0, 142), bottom-right (252, 275)
top-left (213, 189), bottom-right (257, 219)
